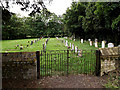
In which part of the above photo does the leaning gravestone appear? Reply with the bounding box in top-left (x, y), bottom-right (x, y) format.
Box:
top-left (108, 43), bottom-right (114, 48)
top-left (81, 39), bottom-right (83, 43)
top-left (102, 41), bottom-right (105, 48)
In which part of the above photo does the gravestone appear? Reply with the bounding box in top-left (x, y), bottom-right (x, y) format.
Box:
top-left (72, 44), bottom-right (74, 50)
top-left (20, 46), bottom-right (23, 50)
top-left (65, 40), bottom-right (68, 46)
top-left (108, 43), bottom-right (114, 48)
top-left (75, 46), bottom-right (78, 53)
top-left (95, 38), bottom-right (98, 42)
top-left (102, 41), bottom-right (105, 48)
top-left (90, 41), bottom-right (92, 46)
top-left (74, 39), bottom-right (75, 41)
top-left (95, 42), bottom-right (98, 47)
top-left (81, 39), bottom-right (83, 43)
top-left (70, 43), bottom-right (71, 48)
top-left (88, 39), bottom-right (91, 41)
top-left (30, 41), bottom-right (33, 45)
top-left (78, 50), bottom-right (82, 57)
top-left (17, 44), bottom-right (19, 47)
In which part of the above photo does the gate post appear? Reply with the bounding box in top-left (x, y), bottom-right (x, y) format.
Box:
top-left (36, 51), bottom-right (40, 79)
top-left (67, 49), bottom-right (69, 76)
top-left (95, 50), bottom-right (101, 76)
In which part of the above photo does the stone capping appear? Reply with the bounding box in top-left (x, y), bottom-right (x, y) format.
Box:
top-left (99, 47), bottom-right (119, 56)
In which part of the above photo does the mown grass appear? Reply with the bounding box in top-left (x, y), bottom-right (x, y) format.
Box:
top-left (1, 38), bottom-right (46, 52)
top-left (1, 38), bottom-right (97, 77)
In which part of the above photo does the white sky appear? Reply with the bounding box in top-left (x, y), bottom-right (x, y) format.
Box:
top-left (7, 0), bottom-right (73, 17)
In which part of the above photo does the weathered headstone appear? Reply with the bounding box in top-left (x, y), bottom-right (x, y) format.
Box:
top-left (72, 44), bottom-right (74, 50)
top-left (75, 46), bottom-right (78, 53)
top-left (95, 38), bottom-right (98, 42)
top-left (70, 43), bottom-right (71, 48)
top-left (81, 39), bottom-right (83, 43)
top-left (88, 39), bottom-right (91, 41)
top-left (78, 50), bottom-right (82, 57)
top-left (102, 41), bottom-right (105, 48)
top-left (30, 41), bottom-right (33, 45)
top-left (108, 43), bottom-right (114, 48)
top-left (90, 41), bottom-right (92, 46)
top-left (65, 40), bottom-right (68, 46)
top-left (20, 46), bottom-right (23, 50)
top-left (95, 42), bottom-right (98, 47)
top-left (74, 39), bottom-right (75, 41)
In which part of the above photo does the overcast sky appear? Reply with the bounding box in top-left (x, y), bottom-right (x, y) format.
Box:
top-left (8, 0), bottom-right (72, 17)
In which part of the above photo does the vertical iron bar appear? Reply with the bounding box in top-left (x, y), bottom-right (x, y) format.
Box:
top-left (67, 50), bottom-right (69, 76)
top-left (51, 54), bottom-right (52, 76)
top-left (36, 51), bottom-right (40, 79)
top-left (95, 50), bottom-right (101, 76)
top-left (45, 51), bottom-right (46, 77)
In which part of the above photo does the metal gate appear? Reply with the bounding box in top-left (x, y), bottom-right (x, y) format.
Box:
top-left (36, 50), bottom-right (97, 79)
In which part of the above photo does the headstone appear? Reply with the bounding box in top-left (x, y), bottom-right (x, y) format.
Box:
top-left (81, 39), bottom-right (83, 43)
top-left (72, 44), bottom-right (74, 50)
top-left (95, 38), bottom-right (98, 42)
top-left (95, 42), bottom-right (98, 47)
top-left (88, 39), bottom-right (91, 41)
top-left (30, 41), bottom-right (33, 45)
top-left (75, 46), bottom-right (78, 53)
top-left (20, 46), bottom-right (23, 50)
top-left (17, 44), bottom-right (19, 47)
top-left (78, 50), bottom-right (82, 57)
top-left (70, 43), bottom-right (71, 48)
top-left (108, 43), bottom-right (114, 48)
top-left (65, 40), bottom-right (68, 46)
top-left (102, 41), bottom-right (105, 48)
top-left (90, 41), bottom-right (92, 46)
top-left (74, 39), bottom-right (75, 41)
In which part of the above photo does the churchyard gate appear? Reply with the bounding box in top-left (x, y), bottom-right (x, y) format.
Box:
top-left (36, 50), bottom-right (99, 79)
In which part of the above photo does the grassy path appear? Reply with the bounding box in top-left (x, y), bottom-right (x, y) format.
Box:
top-left (46, 38), bottom-right (67, 50)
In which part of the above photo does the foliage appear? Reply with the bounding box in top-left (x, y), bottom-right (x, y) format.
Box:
top-left (63, 2), bottom-right (120, 45)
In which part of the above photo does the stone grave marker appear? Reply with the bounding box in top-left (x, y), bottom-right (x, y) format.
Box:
top-left (88, 39), bottom-right (91, 41)
top-left (70, 43), bottom-right (71, 48)
top-left (65, 40), bottom-right (68, 46)
top-left (72, 44), bottom-right (74, 50)
top-left (75, 46), bottom-right (78, 53)
top-left (74, 39), bottom-right (75, 41)
top-left (108, 43), bottom-right (114, 48)
top-left (95, 42), bottom-right (98, 47)
top-left (81, 39), bottom-right (83, 43)
top-left (102, 41), bottom-right (105, 48)
top-left (90, 41), bottom-right (92, 46)
top-left (30, 41), bottom-right (33, 45)
top-left (78, 50), bottom-right (82, 57)
top-left (20, 45), bottom-right (23, 50)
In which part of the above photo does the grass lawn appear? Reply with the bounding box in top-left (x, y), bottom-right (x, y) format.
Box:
top-left (1, 38), bottom-right (97, 77)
